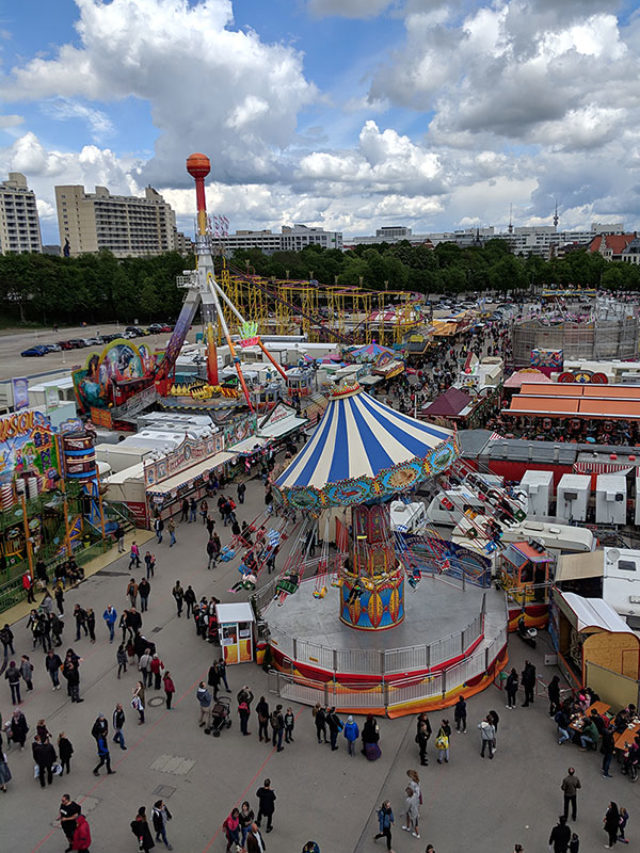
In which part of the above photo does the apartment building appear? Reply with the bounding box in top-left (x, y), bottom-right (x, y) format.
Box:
top-left (222, 224), bottom-right (343, 256)
top-left (55, 184), bottom-right (177, 258)
top-left (0, 172), bottom-right (42, 254)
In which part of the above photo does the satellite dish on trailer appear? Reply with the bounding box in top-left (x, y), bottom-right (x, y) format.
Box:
top-left (607, 548), bottom-right (620, 564)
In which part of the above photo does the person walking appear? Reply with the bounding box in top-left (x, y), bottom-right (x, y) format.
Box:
top-left (548, 674), bottom-right (561, 716)
top-left (115, 522), bottom-right (125, 553)
top-left (103, 606), bottom-right (117, 643)
top-left (57, 794), bottom-right (81, 852)
top-left (154, 515), bottom-right (163, 544)
top-left (344, 715), bottom-right (359, 756)
top-left (601, 726), bottom-right (615, 778)
top-left (454, 694), bottom-right (467, 733)
top-left (270, 704), bottom-right (285, 751)
top-left (197, 681), bottom-right (212, 728)
top-left (184, 586), bottom-right (196, 619)
top-left (5, 660), bottom-right (21, 704)
top-left (152, 800), bottom-right (173, 850)
top-left (131, 807), bottom-right (155, 852)
top-left (0, 623), bottom-right (15, 659)
top-left (403, 784), bottom-right (421, 839)
top-left (435, 718), bottom-right (451, 764)
top-left (163, 671), bottom-right (176, 709)
top-left (128, 542), bottom-right (141, 570)
top-left (71, 814), bottom-right (91, 853)
top-left (93, 734), bottom-right (115, 776)
top-left (207, 660), bottom-right (221, 701)
top-left (604, 802), bottom-right (620, 849)
top-left (313, 703), bottom-right (327, 744)
top-left (549, 815), bottom-right (571, 853)
top-left (33, 736), bottom-right (57, 787)
top-left (112, 703), bottom-right (127, 750)
top-left (237, 481), bottom-right (246, 505)
top-left (223, 808), bottom-right (241, 852)
top-left (189, 497), bottom-right (197, 523)
top-left (416, 712), bottom-right (431, 766)
top-left (91, 712), bottom-right (109, 744)
top-left (284, 707), bottom-right (295, 743)
top-left (126, 578), bottom-right (138, 608)
top-left (479, 715), bottom-right (496, 759)
top-left (139, 648), bottom-right (153, 687)
top-left (618, 806), bottom-right (629, 844)
top-left (561, 768), bottom-right (581, 821)
top-left (167, 517), bottom-right (176, 547)
top-left (85, 608), bottom-right (96, 643)
top-left (180, 498), bottom-right (189, 523)
top-left (116, 643), bottom-right (128, 679)
top-left (45, 648), bottom-right (62, 691)
top-left (172, 581), bottom-right (184, 617)
top-left (505, 668), bottom-right (519, 709)
top-left (374, 800), bottom-right (394, 850)
top-left (58, 732), bottom-right (73, 774)
top-left (256, 778), bottom-right (276, 833)
top-left (144, 552), bottom-right (155, 579)
top-left (150, 653), bottom-right (163, 690)
top-left (326, 706), bottom-right (342, 751)
top-left (8, 708), bottom-right (28, 749)
top-left (132, 682), bottom-right (145, 724)
top-left (254, 695), bottom-right (269, 743)
top-left (239, 802), bottom-right (255, 847)
top-left (245, 823), bottom-right (266, 853)
top-left (521, 660), bottom-right (536, 707)
top-left (139, 578), bottom-right (151, 613)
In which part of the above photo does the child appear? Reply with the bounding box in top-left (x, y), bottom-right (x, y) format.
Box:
top-left (569, 831), bottom-right (579, 852)
top-left (618, 807), bottom-right (629, 844)
top-left (284, 707), bottom-right (295, 743)
top-left (58, 732), bottom-right (74, 775)
top-left (374, 800), bottom-right (394, 850)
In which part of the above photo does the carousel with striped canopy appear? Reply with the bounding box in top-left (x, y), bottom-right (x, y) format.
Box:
top-left (274, 379), bottom-right (459, 630)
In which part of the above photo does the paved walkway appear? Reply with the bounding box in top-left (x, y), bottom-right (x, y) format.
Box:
top-left (0, 479), bottom-right (633, 853)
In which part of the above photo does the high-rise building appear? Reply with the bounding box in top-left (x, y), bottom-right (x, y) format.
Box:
top-left (55, 184), bottom-right (177, 258)
top-left (0, 173), bottom-right (42, 254)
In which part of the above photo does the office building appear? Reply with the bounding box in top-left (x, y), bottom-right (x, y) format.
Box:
top-left (55, 184), bottom-right (177, 258)
top-left (0, 173), bottom-right (42, 254)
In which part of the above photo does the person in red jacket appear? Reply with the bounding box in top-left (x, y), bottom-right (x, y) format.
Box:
top-left (72, 814), bottom-right (91, 852)
top-left (150, 654), bottom-right (164, 690)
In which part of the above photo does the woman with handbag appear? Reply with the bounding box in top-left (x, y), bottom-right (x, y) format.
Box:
top-left (131, 806), bottom-right (155, 851)
top-left (435, 719), bottom-right (451, 764)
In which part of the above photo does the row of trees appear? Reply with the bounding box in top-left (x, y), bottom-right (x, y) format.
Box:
top-left (0, 240), bottom-right (637, 326)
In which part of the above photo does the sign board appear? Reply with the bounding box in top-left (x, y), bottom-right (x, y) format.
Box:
top-left (12, 378), bottom-right (29, 411)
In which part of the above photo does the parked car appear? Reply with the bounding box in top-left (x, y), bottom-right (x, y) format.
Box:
top-left (21, 345), bottom-right (49, 357)
top-left (43, 342), bottom-right (61, 352)
top-left (160, 323), bottom-right (173, 332)
top-left (81, 337), bottom-right (102, 346)
top-left (99, 333), bottom-right (119, 343)
top-left (66, 338), bottom-right (87, 349)
top-left (125, 326), bottom-right (145, 337)
top-left (147, 323), bottom-right (164, 334)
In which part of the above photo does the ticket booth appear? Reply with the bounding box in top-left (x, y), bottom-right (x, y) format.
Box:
top-left (215, 602), bottom-right (255, 665)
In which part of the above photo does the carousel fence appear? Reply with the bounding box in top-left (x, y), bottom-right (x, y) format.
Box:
top-left (267, 629), bottom-right (507, 712)
top-left (261, 595), bottom-right (486, 679)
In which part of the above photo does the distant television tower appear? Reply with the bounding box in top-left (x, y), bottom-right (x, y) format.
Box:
top-left (508, 203), bottom-right (513, 235)
top-left (553, 200), bottom-right (559, 229)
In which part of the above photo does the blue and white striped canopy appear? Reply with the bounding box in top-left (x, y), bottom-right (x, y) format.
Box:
top-left (275, 384), bottom-right (458, 509)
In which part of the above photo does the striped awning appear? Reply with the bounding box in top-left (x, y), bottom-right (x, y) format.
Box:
top-left (274, 383), bottom-right (458, 510)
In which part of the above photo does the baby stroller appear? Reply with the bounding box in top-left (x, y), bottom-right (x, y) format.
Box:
top-left (205, 696), bottom-right (232, 737)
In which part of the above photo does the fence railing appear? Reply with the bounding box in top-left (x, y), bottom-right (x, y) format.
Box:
top-left (256, 579), bottom-right (486, 678)
top-left (267, 627), bottom-right (507, 712)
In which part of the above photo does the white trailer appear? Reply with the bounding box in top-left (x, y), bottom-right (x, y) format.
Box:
top-left (519, 470), bottom-right (554, 518)
top-left (556, 473), bottom-right (591, 523)
top-left (595, 473), bottom-right (627, 525)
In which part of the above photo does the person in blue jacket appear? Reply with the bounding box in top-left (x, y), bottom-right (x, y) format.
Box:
top-left (343, 715), bottom-right (359, 756)
top-left (374, 801), bottom-right (394, 850)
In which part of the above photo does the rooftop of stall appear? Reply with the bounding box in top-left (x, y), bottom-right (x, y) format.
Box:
top-left (215, 602), bottom-right (255, 665)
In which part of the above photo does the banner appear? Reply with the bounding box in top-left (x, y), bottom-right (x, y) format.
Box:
top-left (12, 378), bottom-right (29, 411)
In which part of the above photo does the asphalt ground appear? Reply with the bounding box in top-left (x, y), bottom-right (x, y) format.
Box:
top-left (0, 478), bottom-right (637, 853)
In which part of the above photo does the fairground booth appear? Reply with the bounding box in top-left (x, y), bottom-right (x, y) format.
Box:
top-left (550, 589), bottom-right (640, 693)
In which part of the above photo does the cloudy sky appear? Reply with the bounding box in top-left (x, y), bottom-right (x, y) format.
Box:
top-left (1, 0), bottom-right (639, 244)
